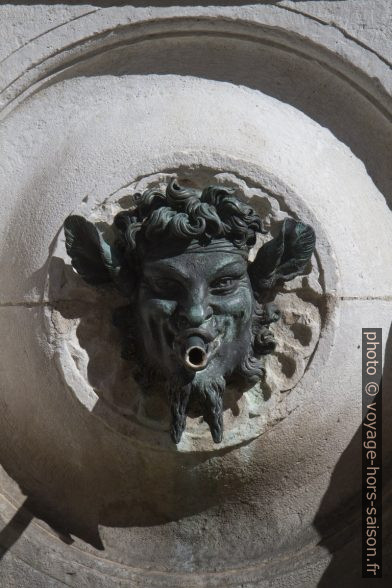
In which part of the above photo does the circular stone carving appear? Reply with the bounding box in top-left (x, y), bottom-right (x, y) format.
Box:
top-left (1, 8), bottom-right (391, 585)
top-left (46, 169), bottom-right (328, 452)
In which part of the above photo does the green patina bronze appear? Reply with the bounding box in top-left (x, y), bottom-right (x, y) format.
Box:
top-left (64, 179), bottom-right (315, 444)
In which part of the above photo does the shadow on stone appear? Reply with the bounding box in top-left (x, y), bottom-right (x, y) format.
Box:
top-left (0, 257), bottom-right (251, 550)
top-left (0, 499), bottom-right (33, 560)
top-left (314, 322), bottom-right (392, 586)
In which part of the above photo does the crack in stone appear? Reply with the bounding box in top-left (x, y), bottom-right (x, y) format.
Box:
top-left (0, 301), bottom-right (50, 308)
top-left (0, 300), bottom-right (78, 309)
top-left (278, 3), bottom-right (392, 69)
top-left (340, 295), bottom-right (392, 301)
top-left (0, 294), bottom-right (391, 310)
top-left (0, 8), bottom-right (100, 68)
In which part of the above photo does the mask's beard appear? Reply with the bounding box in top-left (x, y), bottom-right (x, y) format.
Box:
top-left (169, 381), bottom-right (192, 445)
top-left (168, 301), bottom-right (280, 444)
top-left (169, 376), bottom-right (226, 444)
top-left (114, 301), bottom-right (280, 444)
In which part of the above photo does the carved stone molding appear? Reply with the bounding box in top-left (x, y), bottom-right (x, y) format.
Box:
top-left (0, 4), bottom-right (392, 587)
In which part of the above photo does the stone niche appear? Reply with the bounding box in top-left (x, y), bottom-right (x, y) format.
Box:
top-left (0, 2), bottom-right (391, 587)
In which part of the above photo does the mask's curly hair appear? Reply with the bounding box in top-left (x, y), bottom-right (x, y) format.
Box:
top-left (113, 179), bottom-right (266, 257)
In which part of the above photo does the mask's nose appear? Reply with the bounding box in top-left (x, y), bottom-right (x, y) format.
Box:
top-left (177, 294), bottom-right (213, 329)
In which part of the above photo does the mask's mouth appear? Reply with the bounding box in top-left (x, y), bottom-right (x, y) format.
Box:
top-left (183, 336), bottom-right (208, 371)
top-left (172, 328), bottom-right (221, 372)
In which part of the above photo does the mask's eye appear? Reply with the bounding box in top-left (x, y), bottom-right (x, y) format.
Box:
top-left (210, 276), bottom-right (237, 293)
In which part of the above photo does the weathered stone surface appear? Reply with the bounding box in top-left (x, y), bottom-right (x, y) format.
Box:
top-left (0, 2), bottom-right (391, 586)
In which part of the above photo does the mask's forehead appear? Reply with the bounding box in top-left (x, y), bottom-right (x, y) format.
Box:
top-left (143, 237), bottom-right (248, 259)
top-left (142, 239), bottom-right (249, 279)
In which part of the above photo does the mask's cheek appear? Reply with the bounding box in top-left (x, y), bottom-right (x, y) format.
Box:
top-left (137, 296), bottom-right (177, 350)
top-left (213, 286), bottom-right (254, 334)
top-left (141, 298), bottom-right (177, 319)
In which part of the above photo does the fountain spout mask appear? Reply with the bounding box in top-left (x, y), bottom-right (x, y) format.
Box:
top-left (64, 179), bottom-right (315, 444)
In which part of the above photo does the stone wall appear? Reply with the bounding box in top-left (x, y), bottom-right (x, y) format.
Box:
top-left (0, 2), bottom-right (391, 586)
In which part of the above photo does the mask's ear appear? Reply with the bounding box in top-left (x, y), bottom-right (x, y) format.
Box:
top-left (249, 217), bottom-right (315, 294)
top-left (64, 215), bottom-right (121, 286)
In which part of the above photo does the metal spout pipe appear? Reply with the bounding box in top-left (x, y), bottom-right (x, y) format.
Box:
top-left (183, 336), bottom-right (208, 371)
